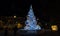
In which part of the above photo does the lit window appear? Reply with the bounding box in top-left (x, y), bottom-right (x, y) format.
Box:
top-left (51, 25), bottom-right (58, 31)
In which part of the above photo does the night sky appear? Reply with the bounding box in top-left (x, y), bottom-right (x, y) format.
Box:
top-left (0, 0), bottom-right (59, 23)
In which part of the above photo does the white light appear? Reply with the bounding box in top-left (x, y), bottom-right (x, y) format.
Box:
top-left (14, 16), bottom-right (16, 18)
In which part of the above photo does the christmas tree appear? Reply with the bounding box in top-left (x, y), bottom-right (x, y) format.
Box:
top-left (24, 5), bottom-right (41, 30)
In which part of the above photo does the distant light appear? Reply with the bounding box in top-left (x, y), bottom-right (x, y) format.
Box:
top-left (17, 23), bottom-right (22, 28)
top-left (14, 16), bottom-right (16, 18)
top-left (37, 18), bottom-right (39, 20)
top-left (51, 25), bottom-right (58, 31)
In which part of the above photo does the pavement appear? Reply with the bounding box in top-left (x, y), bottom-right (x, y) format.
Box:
top-left (0, 29), bottom-right (60, 36)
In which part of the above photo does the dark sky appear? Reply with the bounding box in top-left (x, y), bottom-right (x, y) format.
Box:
top-left (0, 0), bottom-right (59, 23)
top-left (0, 0), bottom-right (48, 16)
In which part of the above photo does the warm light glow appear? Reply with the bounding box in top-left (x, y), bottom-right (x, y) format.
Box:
top-left (51, 25), bottom-right (58, 31)
top-left (17, 23), bottom-right (22, 28)
top-left (14, 16), bottom-right (16, 18)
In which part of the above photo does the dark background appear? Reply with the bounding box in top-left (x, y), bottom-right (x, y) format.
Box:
top-left (0, 0), bottom-right (59, 24)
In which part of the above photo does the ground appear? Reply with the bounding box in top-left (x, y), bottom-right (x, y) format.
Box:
top-left (0, 29), bottom-right (59, 36)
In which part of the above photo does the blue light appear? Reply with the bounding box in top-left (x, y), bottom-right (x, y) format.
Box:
top-left (24, 5), bottom-right (41, 30)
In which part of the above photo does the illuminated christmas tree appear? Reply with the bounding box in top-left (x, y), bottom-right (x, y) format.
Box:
top-left (24, 5), bottom-right (41, 30)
